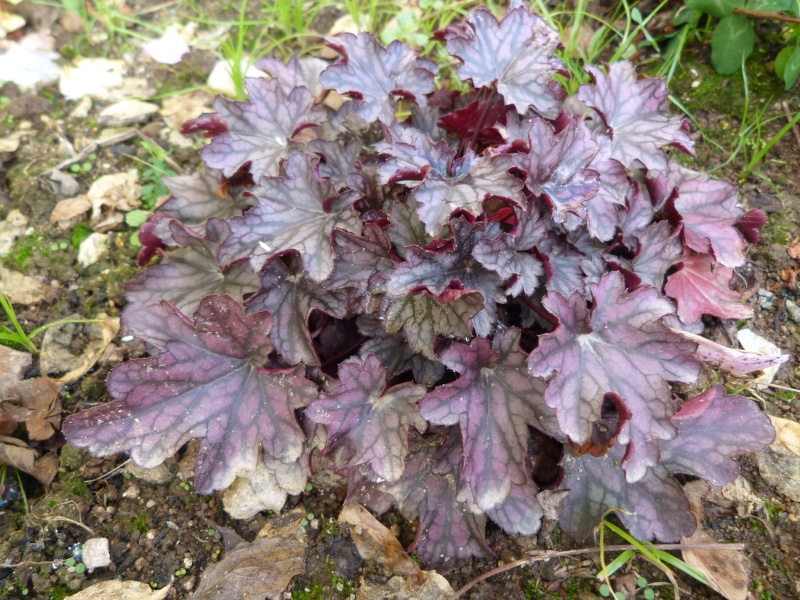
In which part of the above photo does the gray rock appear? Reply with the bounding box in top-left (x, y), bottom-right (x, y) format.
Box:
top-left (757, 445), bottom-right (800, 502)
top-left (82, 537), bottom-right (111, 571)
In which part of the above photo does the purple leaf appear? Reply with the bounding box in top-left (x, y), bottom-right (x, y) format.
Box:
top-left (307, 139), bottom-right (365, 191)
top-left (306, 354), bottom-right (427, 482)
top-left (62, 295), bottom-right (319, 493)
top-left (379, 290), bottom-right (483, 360)
top-left (538, 235), bottom-right (586, 298)
top-left (618, 185), bottom-right (656, 248)
top-left (485, 481), bottom-right (544, 536)
top-left (219, 152), bottom-right (361, 280)
top-left (661, 384), bottom-right (775, 486)
top-left (246, 253), bottom-right (350, 365)
top-left (125, 218), bottom-right (260, 316)
top-left (159, 169), bottom-right (255, 238)
top-left (473, 202), bottom-right (547, 297)
top-left (387, 218), bottom-right (505, 335)
top-left (529, 272), bottom-right (700, 482)
top-left (559, 450), bottom-right (695, 541)
top-left (325, 224), bottom-right (395, 295)
top-left (577, 62), bottom-right (694, 173)
top-left (256, 54), bottom-right (327, 96)
top-left (437, 97), bottom-right (509, 145)
top-left (664, 251), bottom-right (753, 324)
top-left (628, 221), bottom-right (682, 289)
top-left (320, 32), bottom-right (437, 124)
top-left (447, 7), bottom-right (564, 117)
top-left (387, 200), bottom-right (432, 258)
top-left (378, 133), bottom-right (523, 235)
top-left (586, 157), bottom-right (631, 241)
top-left (200, 78), bottom-right (325, 181)
top-left (735, 209), bottom-right (766, 244)
top-left (357, 316), bottom-right (445, 387)
top-left (419, 329), bottom-right (552, 510)
top-left (512, 118), bottom-right (600, 226)
top-left (654, 163), bottom-right (746, 268)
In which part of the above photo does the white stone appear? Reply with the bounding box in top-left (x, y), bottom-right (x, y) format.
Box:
top-left (206, 58), bottom-right (263, 98)
top-left (82, 537), bottom-right (111, 571)
top-left (99, 99), bottom-right (159, 127)
top-left (142, 28), bottom-right (190, 65)
top-left (77, 233), bottom-right (109, 268)
top-left (59, 58), bottom-right (126, 101)
top-left (0, 43), bottom-right (61, 89)
top-left (222, 463), bottom-right (287, 519)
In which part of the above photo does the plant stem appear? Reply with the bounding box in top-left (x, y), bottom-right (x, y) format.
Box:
top-left (733, 7), bottom-right (800, 24)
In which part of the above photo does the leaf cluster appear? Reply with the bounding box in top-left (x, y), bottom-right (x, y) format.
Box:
top-left (63, 6), bottom-right (776, 571)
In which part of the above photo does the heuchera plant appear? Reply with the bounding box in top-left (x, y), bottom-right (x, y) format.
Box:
top-left (63, 5), bottom-right (786, 571)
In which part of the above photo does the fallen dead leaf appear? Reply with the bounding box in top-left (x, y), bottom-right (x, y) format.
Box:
top-left (158, 90), bottom-right (212, 148)
top-left (88, 170), bottom-right (142, 232)
top-left (40, 314), bottom-right (120, 383)
top-left (64, 579), bottom-right (171, 600)
top-left (0, 435), bottom-right (59, 485)
top-left (0, 265), bottom-right (58, 305)
top-left (222, 462), bottom-right (289, 519)
top-left (1, 375), bottom-right (62, 440)
top-left (757, 415), bottom-right (800, 502)
top-left (190, 509), bottom-right (306, 600)
top-left (0, 130), bottom-right (28, 153)
top-left (681, 481), bottom-right (750, 600)
top-left (356, 572), bottom-right (454, 600)
top-left (339, 502), bottom-right (423, 582)
top-left (50, 194), bottom-right (92, 224)
top-left (0, 208), bottom-right (28, 254)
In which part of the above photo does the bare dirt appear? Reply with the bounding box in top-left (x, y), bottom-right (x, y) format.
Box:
top-left (1, 2), bottom-right (800, 599)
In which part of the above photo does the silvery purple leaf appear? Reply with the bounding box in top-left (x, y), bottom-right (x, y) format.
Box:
top-left (387, 200), bottom-right (431, 258)
top-left (357, 316), bottom-right (445, 387)
top-left (307, 139), bottom-right (365, 191)
top-left (200, 78), bottom-right (325, 181)
top-left (387, 218), bottom-right (505, 335)
top-left (447, 7), bottom-right (564, 117)
top-left (379, 290), bottom-right (483, 360)
top-left (586, 157), bottom-right (631, 241)
top-left (529, 272), bottom-right (700, 482)
top-left (577, 62), bottom-right (694, 173)
top-left (256, 54), bottom-right (327, 96)
top-left (664, 251), bottom-right (753, 324)
top-left (512, 118), bottom-right (600, 226)
top-left (419, 329), bottom-right (552, 510)
top-left (619, 185), bottom-right (656, 249)
top-left (473, 201), bottom-right (547, 297)
top-left (159, 169), bottom-right (255, 239)
top-left (325, 224), bottom-right (395, 296)
top-left (125, 218), bottom-right (259, 316)
top-left (306, 354), bottom-right (427, 482)
top-left (246, 253), bottom-right (350, 365)
top-left (661, 384), bottom-right (774, 486)
top-left (538, 235), bottom-right (585, 298)
top-left (485, 481), bottom-right (544, 536)
top-left (653, 162), bottom-right (746, 268)
top-left (559, 450), bottom-right (695, 541)
top-left (320, 32), bottom-right (437, 124)
top-left (62, 295), bottom-right (319, 493)
top-left (628, 221), bottom-right (682, 289)
top-left (219, 152), bottom-right (361, 280)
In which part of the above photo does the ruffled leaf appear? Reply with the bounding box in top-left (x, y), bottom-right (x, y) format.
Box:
top-left (306, 353), bottom-right (427, 481)
top-left (529, 272), bottom-right (700, 481)
top-left (256, 54), bottom-right (327, 96)
top-left (485, 481), bottom-right (544, 536)
top-left (219, 152), bottom-right (361, 280)
top-left (447, 7), bottom-right (564, 117)
top-left (62, 295), bottom-right (319, 493)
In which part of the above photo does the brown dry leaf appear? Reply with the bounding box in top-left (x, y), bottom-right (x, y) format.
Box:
top-left (681, 481), bottom-right (750, 600)
top-left (1, 376), bottom-right (62, 440)
top-left (786, 236), bottom-right (800, 260)
top-left (356, 572), bottom-right (454, 600)
top-left (87, 170), bottom-right (142, 232)
top-left (65, 580), bottom-right (171, 600)
top-left (0, 209), bottom-right (28, 254)
top-left (0, 345), bottom-right (32, 434)
top-left (0, 435), bottom-right (59, 485)
top-left (756, 415), bottom-right (800, 502)
top-left (190, 510), bottom-right (306, 600)
top-left (159, 91), bottom-right (212, 149)
top-left (339, 502), bottom-right (423, 582)
top-left (0, 265), bottom-right (58, 305)
top-left (40, 314), bottom-right (120, 383)
top-left (50, 194), bottom-right (92, 224)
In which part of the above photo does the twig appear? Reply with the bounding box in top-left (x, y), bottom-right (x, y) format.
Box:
top-left (732, 7), bottom-right (800, 24)
top-left (84, 459), bottom-right (131, 483)
top-left (451, 543), bottom-right (745, 598)
top-left (136, 0), bottom-right (182, 16)
top-left (0, 560), bottom-right (54, 569)
top-left (29, 503), bottom-right (95, 536)
top-left (766, 382), bottom-right (800, 394)
top-left (781, 102), bottom-right (800, 152)
top-left (40, 128), bottom-right (138, 177)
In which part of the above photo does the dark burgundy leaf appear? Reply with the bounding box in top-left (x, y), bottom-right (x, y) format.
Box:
top-left (447, 7), bottom-right (564, 117)
top-left (306, 354), bottom-right (427, 481)
top-left (512, 118), bottom-right (600, 226)
top-left (181, 113), bottom-right (229, 137)
top-left (577, 62), bottom-right (694, 173)
top-left (200, 78), bottom-right (325, 181)
top-left (664, 251), bottom-right (753, 324)
top-left (661, 384), bottom-right (774, 486)
top-left (125, 218), bottom-right (259, 316)
top-left (735, 209), bottom-right (766, 244)
top-left (219, 152), bottom-right (361, 280)
top-left (437, 97), bottom-right (508, 145)
top-left (62, 296), bottom-right (319, 493)
top-left (419, 329), bottom-right (553, 510)
top-left (320, 32), bottom-right (437, 124)
top-left (387, 217), bottom-right (505, 335)
top-left (246, 253), bottom-right (349, 365)
top-left (529, 272), bottom-right (700, 482)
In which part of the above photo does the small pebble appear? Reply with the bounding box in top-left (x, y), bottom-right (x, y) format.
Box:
top-left (786, 299), bottom-right (800, 323)
top-left (146, 500), bottom-right (156, 509)
top-left (122, 485), bottom-right (140, 499)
